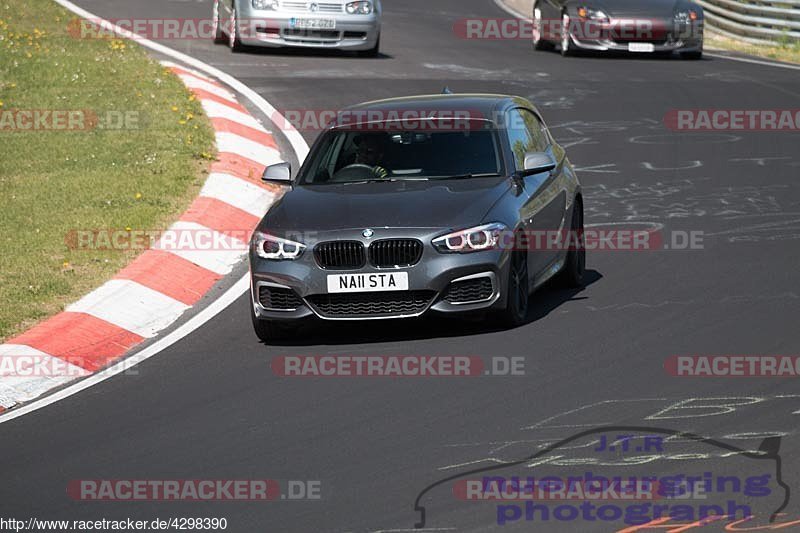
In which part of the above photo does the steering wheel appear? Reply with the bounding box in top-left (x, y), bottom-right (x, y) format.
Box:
top-left (331, 163), bottom-right (384, 182)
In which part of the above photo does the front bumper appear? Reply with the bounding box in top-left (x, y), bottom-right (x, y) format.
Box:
top-left (569, 36), bottom-right (703, 53)
top-left (567, 19), bottom-right (703, 53)
top-left (249, 230), bottom-right (511, 321)
top-left (235, 7), bottom-right (380, 50)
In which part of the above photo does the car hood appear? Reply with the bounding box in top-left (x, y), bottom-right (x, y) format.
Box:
top-left (259, 177), bottom-right (511, 233)
top-left (603, 0), bottom-right (677, 18)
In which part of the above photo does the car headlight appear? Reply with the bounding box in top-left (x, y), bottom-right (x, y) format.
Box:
top-left (674, 9), bottom-right (699, 24)
top-left (253, 232), bottom-right (305, 260)
top-left (577, 6), bottom-right (609, 22)
top-left (346, 1), bottom-right (373, 14)
top-left (252, 0), bottom-right (279, 10)
top-left (432, 223), bottom-right (507, 253)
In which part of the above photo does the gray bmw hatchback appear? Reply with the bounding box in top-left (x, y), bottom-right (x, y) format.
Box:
top-left (248, 94), bottom-right (584, 341)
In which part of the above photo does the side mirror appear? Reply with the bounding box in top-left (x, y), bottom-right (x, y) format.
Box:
top-left (522, 151), bottom-right (556, 175)
top-left (261, 162), bottom-right (292, 184)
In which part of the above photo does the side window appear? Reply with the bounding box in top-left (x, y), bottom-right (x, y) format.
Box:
top-left (505, 108), bottom-right (549, 169)
top-left (520, 109), bottom-right (549, 152)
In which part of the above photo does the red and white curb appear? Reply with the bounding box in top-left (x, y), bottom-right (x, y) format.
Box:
top-left (0, 60), bottom-right (286, 413)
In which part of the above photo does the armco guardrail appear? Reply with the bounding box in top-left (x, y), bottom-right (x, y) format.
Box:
top-left (695, 0), bottom-right (800, 44)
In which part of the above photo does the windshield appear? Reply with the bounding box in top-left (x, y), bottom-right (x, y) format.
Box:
top-left (297, 127), bottom-right (504, 184)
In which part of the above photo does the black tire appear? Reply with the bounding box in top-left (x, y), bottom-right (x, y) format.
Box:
top-left (357, 34), bottom-right (380, 57)
top-left (229, 3), bottom-right (245, 53)
top-left (556, 199), bottom-right (586, 288)
top-left (212, 0), bottom-right (226, 44)
top-left (250, 303), bottom-right (296, 343)
top-left (532, 3), bottom-right (553, 51)
top-left (560, 13), bottom-right (575, 57)
top-left (496, 248), bottom-right (530, 328)
top-left (680, 50), bottom-right (703, 60)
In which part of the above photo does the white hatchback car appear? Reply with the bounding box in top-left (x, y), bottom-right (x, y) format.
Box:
top-left (212, 0), bottom-right (382, 56)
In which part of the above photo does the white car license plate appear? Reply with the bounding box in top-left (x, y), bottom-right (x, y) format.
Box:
top-left (628, 42), bottom-right (655, 53)
top-left (290, 18), bottom-right (336, 30)
top-left (327, 272), bottom-right (409, 293)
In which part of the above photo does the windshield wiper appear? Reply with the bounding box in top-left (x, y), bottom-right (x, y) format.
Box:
top-left (337, 174), bottom-right (499, 184)
top-left (432, 173), bottom-right (500, 180)
top-left (340, 178), bottom-right (400, 185)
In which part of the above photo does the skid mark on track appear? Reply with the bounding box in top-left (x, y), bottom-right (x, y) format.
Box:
top-left (524, 87), bottom-right (599, 109)
top-left (422, 63), bottom-right (517, 79)
top-left (583, 179), bottom-right (790, 223)
top-left (705, 213), bottom-right (800, 243)
top-left (583, 291), bottom-right (800, 312)
top-left (574, 163), bottom-right (619, 173)
top-left (642, 161), bottom-right (703, 171)
top-left (549, 119), bottom-right (659, 135)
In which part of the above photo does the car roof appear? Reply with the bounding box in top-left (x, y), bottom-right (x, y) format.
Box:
top-left (332, 94), bottom-right (539, 129)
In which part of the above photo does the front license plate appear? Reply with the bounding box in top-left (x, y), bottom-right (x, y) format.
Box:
top-left (289, 18), bottom-right (336, 29)
top-left (628, 42), bottom-right (655, 52)
top-left (327, 272), bottom-right (409, 293)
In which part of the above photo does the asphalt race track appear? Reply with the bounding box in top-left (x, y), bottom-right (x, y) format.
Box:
top-left (2, 0), bottom-right (800, 531)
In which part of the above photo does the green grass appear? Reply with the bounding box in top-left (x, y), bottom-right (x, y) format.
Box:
top-left (0, 0), bottom-right (215, 341)
top-left (706, 30), bottom-right (800, 65)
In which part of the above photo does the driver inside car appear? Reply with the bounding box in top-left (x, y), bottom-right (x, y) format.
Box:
top-left (354, 134), bottom-right (391, 179)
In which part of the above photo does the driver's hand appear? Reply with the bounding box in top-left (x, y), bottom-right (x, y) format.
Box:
top-left (373, 166), bottom-right (389, 179)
